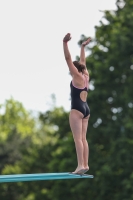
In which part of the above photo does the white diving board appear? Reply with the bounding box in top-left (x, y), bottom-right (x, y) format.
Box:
top-left (0, 173), bottom-right (94, 183)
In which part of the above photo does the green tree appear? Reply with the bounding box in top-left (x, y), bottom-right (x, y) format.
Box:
top-left (77, 0), bottom-right (133, 199)
top-left (0, 98), bottom-right (35, 171)
top-left (0, 99), bottom-right (62, 200)
top-left (0, 98), bottom-right (36, 200)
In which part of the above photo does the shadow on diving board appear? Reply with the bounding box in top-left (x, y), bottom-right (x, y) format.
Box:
top-left (0, 173), bottom-right (94, 183)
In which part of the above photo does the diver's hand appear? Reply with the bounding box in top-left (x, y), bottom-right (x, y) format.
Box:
top-left (82, 37), bottom-right (91, 46)
top-left (63, 33), bottom-right (71, 43)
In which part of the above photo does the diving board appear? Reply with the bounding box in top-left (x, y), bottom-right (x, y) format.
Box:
top-left (0, 173), bottom-right (94, 183)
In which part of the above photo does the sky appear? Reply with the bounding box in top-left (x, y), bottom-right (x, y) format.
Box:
top-left (0, 0), bottom-right (117, 113)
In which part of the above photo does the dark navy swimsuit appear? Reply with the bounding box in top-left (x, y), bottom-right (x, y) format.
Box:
top-left (70, 81), bottom-right (90, 118)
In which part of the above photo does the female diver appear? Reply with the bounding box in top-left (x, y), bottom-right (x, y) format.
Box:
top-left (63, 33), bottom-right (91, 174)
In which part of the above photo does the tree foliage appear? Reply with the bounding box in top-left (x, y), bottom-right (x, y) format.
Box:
top-left (77, 0), bottom-right (133, 199)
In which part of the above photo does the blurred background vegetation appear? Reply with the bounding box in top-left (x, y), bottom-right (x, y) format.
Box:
top-left (0, 0), bottom-right (133, 199)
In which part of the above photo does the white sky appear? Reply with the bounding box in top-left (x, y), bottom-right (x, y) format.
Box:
top-left (0, 0), bottom-right (117, 113)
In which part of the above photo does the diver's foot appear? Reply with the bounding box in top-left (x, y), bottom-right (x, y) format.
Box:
top-left (83, 166), bottom-right (89, 174)
top-left (72, 166), bottom-right (85, 175)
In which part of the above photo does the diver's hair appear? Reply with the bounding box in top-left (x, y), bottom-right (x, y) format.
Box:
top-left (73, 61), bottom-right (86, 73)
